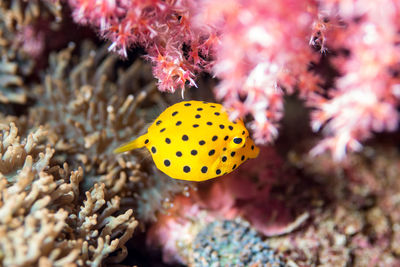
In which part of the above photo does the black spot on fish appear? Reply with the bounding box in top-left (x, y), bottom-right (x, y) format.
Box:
top-left (233, 137), bottom-right (242, 144)
top-left (199, 140), bottom-right (205, 145)
top-left (193, 124), bottom-right (199, 128)
top-left (145, 139), bottom-right (149, 144)
top-left (184, 103), bottom-right (191, 106)
top-left (222, 156), bottom-right (227, 162)
top-left (182, 135), bottom-right (189, 141)
top-left (164, 160), bottom-right (170, 166)
top-left (212, 136), bottom-right (218, 141)
top-left (183, 166), bottom-right (191, 173)
top-left (156, 120), bottom-right (162, 125)
top-left (209, 149), bottom-right (215, 156)
top-left (195, 114), bottom-right (201, 119)
top-left (165, 138), bottom-right (171, 144)
top-left (219, 124), bottom-right (225, 129)
top-left (191, 150), bottom-right (198, 155)
top-left (151, 147), bottom-right (156, 153)
top-left (229, 126), bottom-right (233, 130)
top-left (176, 121), bottom-right (182, 126)
top-left (207, 122), bottom-right (213, 125)
top-left (216, 169), bottom-right (221, 175)
top-left (231, 152), bottom-right (235, 157)
top-left (224, 136), bottom-right (229, 141)
top-left (176, 151), bottom-right (182, 157)
top-left (201, 166), bottom-right (208, 173)
top-left (172, 111), bottom-right (178, 116)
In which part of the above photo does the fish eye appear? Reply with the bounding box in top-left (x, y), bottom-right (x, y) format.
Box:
top-left (233, 137), bottom-right (242, 144)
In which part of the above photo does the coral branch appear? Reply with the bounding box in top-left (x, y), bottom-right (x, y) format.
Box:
top-left (0, 122), bottom-right (138, 266)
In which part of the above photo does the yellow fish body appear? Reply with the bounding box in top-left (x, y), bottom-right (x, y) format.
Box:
top-left (114, 101), bottom-right (260, 181)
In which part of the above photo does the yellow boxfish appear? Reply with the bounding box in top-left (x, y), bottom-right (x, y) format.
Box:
top-left (114, 101), bottom-right (260, 181)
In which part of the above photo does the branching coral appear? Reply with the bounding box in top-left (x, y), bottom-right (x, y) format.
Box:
top-left (0, 122), bottom-right (138, 266)
top-left (28, 42), bottom-right (191, 221)
top-left (0, 0), bottom-right (62, 57)
top-left (0, 0), bottom-right (62, 104)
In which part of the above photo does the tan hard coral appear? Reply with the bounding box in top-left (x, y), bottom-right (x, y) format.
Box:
top-left (0, 123), bottom-right (138, 266)
top-left (0, 0), bottom-right (62, 104)
top-left (28, 42), bottom-right (191, 221)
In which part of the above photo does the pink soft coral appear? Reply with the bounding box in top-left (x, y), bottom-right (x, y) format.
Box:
top-left (310, 0), bottom-right (400, 160)
top-left (68, 0), bottom-right (215, 94)
top-left (196, 0), bottom-right (320, 143)
top-left (68, 0), bottom-right (400, 160)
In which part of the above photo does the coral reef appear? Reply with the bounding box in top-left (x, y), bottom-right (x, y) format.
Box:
top-left (0, 123), bottom-right (137, 266)
top-left (1, 1), bottom-right (400, 266)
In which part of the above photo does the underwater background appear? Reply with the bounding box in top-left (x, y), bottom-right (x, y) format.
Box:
top-left (1, 1), bottom-right (400, 266)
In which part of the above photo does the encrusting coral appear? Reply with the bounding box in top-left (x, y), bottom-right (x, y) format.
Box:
top-left (28, 41), bottom-right (191, 221)
top-left (191, 219), bottom-right (284, 266)
top-left (0, 0), bottom-right (62, 105)
top-left (0, 122), bottom-right (138, 266)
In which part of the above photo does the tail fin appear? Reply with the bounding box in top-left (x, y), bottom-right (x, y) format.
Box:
top-left (113, 135), bottom-right (147, 154)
